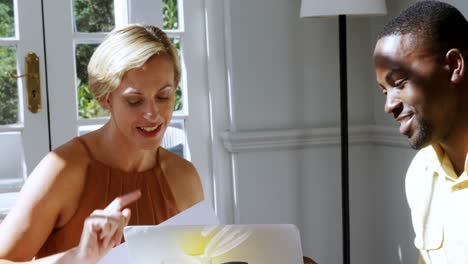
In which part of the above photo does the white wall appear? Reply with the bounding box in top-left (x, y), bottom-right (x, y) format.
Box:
top-left (227, 0), bottom-right (342, 263)
top-left (224, 0), bottom-right (379, 263)
top-left (371, 146), bottom-right (417, 264)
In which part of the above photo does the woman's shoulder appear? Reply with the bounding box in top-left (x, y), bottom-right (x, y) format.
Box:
top-left (158, 147), bottom-right (204, 210)
top-left (158, 147), bottom-right (196, 174)
top-left (0, 137), bottom-right (92, 259)
top-left (32, 137), bottom-right (91, 188)
top-left (52, 136), bottom-right (92, 163)
top-left (32, 137), bottom-right (91, 225)
top-left (0, 137), bottom-right (96, 259)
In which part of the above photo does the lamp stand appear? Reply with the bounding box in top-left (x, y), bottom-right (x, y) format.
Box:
top-left (339, 14), bottom-right (350, 264)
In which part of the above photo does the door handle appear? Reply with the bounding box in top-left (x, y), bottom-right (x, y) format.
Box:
top-left (5, 52), bottom-right (41, 113)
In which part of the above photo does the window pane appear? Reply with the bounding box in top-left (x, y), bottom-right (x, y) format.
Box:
top-left (0, 192), bottom-right (20, 216)
top-left (174, 82), bottom-right (182, 111)
top-left (78, 124), bottom-right (103, 135)
top-left (0, 0), bottom-right (15, 37)
top-left (0, 47), bottom-right (18, 125)
top-left (162, 120), bottom-right (189, 159)
top-left (163, 0), bottom-right (179, 30)
top-left (74, 0), bottom-right (115, 33)
top-left (0, 132), bottom-right (24, 220)
top-left (0, 132), bottom-right (24, 181)
top-left (171, 38), bottom-right (182, 111)
top-left (75, 43), bottom-right (109, 119)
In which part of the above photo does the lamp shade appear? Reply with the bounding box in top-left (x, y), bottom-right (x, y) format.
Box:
top-left (300, 0), bottom-right (387, 17)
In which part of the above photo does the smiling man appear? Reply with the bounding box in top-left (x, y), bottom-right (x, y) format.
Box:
top-left (373, 1), bottom-right (468, 263)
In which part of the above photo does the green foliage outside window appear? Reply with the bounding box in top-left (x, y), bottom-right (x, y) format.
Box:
top-left (163, 0), bottom-right (178, 30)
top-left (76, 44), bottom-right (109, 118)
top-left (171, 38), bottom-right (182, 111)
top-left (0, 48), bottom-right (17, 125)
top-left (0, 0), bottom-right (18, 125)
top-left (74, 0), bottom-right (114, 33)
top-left (75, 0), bottom-right (183, 119)
top-left (0, 0), bottom-right (14, 37)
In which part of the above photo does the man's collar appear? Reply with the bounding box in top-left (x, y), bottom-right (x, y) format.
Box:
top-left (464, 152), bottom-right (468, 174)
top-left (429, 144), bottom-right (468, 181)
top-left (431, 144), bottom-right (445, 161)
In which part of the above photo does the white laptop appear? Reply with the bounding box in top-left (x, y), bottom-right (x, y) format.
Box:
top-left (123, 224), bottom-right (304, 264)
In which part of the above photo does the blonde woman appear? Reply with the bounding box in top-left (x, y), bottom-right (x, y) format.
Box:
top-left (0, 24), bottom-right (204, 264)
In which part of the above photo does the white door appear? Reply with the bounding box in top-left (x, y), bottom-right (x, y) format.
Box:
top-left (1, 0), bottom-right (213, 218)
top-left (0, 0), bottom-right (213, 221)
top-left (0, 0), bottom-right (49, 216)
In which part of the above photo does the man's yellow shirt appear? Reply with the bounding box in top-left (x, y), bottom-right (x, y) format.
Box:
top-left (406, 145), bottom-right (468, 263)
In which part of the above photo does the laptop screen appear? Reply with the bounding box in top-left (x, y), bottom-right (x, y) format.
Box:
top-left (124, 224), bottom-right (304, 264)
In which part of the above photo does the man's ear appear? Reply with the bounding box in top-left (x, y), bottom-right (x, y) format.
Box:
top-left (446, 48), bottom-right (465, 84)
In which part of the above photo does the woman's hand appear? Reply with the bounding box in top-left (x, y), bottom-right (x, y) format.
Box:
top-left (73, 190), bottom-right (141, 264)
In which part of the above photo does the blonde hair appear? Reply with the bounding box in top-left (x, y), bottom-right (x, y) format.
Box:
top-left (88, 24), bottom-right (180, 103)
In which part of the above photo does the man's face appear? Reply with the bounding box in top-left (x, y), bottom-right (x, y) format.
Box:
top-left (373, 34), bottom-right (457, 149)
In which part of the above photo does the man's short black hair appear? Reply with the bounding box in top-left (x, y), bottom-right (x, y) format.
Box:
top-left (378, 0), bottom-right (468, 56)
